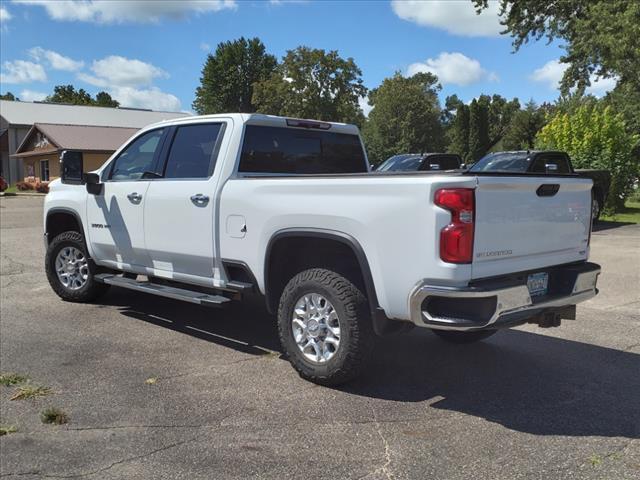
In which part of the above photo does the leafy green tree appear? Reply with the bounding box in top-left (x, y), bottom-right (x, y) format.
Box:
top-left (361, 72), bottom-right (444, 165)
top-left (0, 92), bottom-right (18, 101)
top-left (536, 103), bottom-right (639, 211)
top-left (44, 85), bottom-right (119, 107)
top-left (94, 91), bottom-right (120, 108)
top-left (46, 85), bottom-right (93, 105)
top-left (193, 37), bottom-right (277, 114)
top-left (480, 94), bottom-right (521, 150)
top-left (467, 99), bottom-right (490, 162)
top-left (447, 103), bottom-right (470, 160)
top-left (502, 100), bottom-right (546, 150)
top-left (253, 46), bottom-right (367, 126)
top-left (473, 0), bottom-right (640, 94)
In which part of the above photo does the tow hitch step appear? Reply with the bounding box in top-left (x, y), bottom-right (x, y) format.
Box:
top-left (95, 274), bottom-right (231, 307)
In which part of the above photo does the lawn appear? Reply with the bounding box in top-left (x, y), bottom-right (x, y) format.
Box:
top-left (600, 200), bottom-right (640, 224)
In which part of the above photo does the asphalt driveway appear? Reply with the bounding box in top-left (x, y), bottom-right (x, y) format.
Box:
top-left (1, 196), bottom-right (639, 479)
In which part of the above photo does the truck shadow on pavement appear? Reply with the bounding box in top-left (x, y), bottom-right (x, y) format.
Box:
top-left (102, 288), bottom-right (640, 440)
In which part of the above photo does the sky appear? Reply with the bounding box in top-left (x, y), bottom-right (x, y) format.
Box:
top-left (0, 0), bottom-right (617, 114)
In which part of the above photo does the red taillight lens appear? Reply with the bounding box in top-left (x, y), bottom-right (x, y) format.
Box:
top-left (434, 188), bottom-right (475, 263)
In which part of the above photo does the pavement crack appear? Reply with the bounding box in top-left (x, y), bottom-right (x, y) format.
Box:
top-left (0, 437), bottom-right (197, 479)
top-left (369, 405), bottom-right (396, 480)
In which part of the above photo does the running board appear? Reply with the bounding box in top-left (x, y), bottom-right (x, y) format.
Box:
top-left (95, 274), bottom-right (231, 307)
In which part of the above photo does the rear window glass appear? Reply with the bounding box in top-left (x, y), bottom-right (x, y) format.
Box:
top-left (239, 125), bottom-right (367, 174)
top-left (470, 153), bottom-right (531, 173)
top-left (530, 154), bottom-right (572, 174)
top-left (164, 123), bottom-right (223, 179)
top-left (421, 155), bottom-right (461, 171)
top-left (377, 155), bottom-right (422, 172)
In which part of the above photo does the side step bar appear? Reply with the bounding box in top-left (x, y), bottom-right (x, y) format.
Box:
top-left (95, 274), bottom-right (231, 307)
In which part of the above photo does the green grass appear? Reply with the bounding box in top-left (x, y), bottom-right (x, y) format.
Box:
top-left (0, 373), bottom-right (28, 386)
top-left (0, 425), bottom-right (18, 436)
top-left (601, 201), bottom-right (640, 224)
top-left (41, 407), bottom-right (69, 425)
top-left (10, 385), bottom-right (52, 401)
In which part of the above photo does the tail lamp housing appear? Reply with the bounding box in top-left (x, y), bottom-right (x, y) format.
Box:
top-left (434, 188), bottom-right (475, 263)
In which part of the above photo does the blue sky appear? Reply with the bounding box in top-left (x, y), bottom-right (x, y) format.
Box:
top-left (0, 0), bottom-right (616, 113)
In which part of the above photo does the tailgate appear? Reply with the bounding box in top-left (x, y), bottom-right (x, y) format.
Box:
top-left (472, 176), bottom-right (592, 279)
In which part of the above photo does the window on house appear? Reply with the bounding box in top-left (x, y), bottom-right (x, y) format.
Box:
top-left (40, 159), bottom-right (50, 181)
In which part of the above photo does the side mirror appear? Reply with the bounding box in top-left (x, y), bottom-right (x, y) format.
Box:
top-left (60, 150), bottom-right (84, 184)
top-left (84, 172), bottom-right (103, 195)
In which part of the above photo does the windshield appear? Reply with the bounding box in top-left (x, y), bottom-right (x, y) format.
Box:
top-left (376, 154), bottom-right (422, 171)
top-left (469, 152), bottom-right (530, 173)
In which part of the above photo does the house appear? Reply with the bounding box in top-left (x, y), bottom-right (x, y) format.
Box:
top-left (0, 100), bottom-right (188, 184)
top-left (13, 123), bottom-right (139, 182)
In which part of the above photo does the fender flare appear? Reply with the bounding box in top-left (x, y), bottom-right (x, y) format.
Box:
top-left (264, 228), bottom-right (389, 333)
top-left (45, 207), bottom-right (87, 249)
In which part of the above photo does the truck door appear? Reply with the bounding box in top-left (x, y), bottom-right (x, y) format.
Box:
top-left (143, 121), bottom-right (228, 280)
top-left (86, 128), bottom-right (166, 269)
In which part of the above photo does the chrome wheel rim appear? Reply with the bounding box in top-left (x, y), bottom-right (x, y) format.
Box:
top-left (55, 246), bottom-right (89, 290)
top-left (291, 293), bottom-right (341, 363)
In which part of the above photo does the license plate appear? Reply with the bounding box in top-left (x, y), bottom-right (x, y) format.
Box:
top-left (527, 272), bottom-right (549, 297)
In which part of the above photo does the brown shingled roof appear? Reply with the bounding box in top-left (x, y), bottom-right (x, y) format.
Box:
top-left (14, 123), bottom-right (139, 156)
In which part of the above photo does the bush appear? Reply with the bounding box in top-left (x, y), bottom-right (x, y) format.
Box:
top-left (15, 181), bottom-right (34, 191)
top-left (0, 176), bottom-right (7, 192)
top-left (536, 104), bottom-right (640, 213)
top-left (35, 182), bottom-right (49, 194)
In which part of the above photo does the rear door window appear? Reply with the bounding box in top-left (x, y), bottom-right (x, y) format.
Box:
top-left (163, 123), bottom-right (224, 179)
top-left (239, 125), bottom-right (367, 174)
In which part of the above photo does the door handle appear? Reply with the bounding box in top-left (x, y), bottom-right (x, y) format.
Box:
top-left (127, 192), bottom-right (142, 203)
top-left (190, 194), bottom-right (210, 207)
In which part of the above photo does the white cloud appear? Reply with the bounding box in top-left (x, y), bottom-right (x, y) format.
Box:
top-left (530, 59), bottom-right (618, 96)
top-left (19, 89), bottom-right (47, 101)
top-left (0, 6), bottom-right (12, 23)
top-left (0, 60), bottom-right (47, 83)
top-left (391, 0), bottom-right (503, 37)
top-left (15, 0), bottom-right (237, 24)
top-left (359, 96), bottom-right (373, 117)
top-left (407, 52), bottom-right (497, 86)
top-left (28, 47), bottom-right (84, 71)
top-left (200, 42), bottom-right (211, 52)
top-left (110, 86), bottom-right (181, 111)
top-left (78, 55), bottom-right (168, 87)
top-left (530, 59), bottom-right (568, 90)
top-left (586, 76), bottom-right (618, 96)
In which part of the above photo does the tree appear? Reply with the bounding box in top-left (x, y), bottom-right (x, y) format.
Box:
top-left (502, 100), bottom-right (546, 150)
top-left (44, 85), bottom-right (119, 107)
top-left (253, 46), bottom-right (367, 126)
top-left (536, 103), bottom-right (639, 212)
top-left (94, 91), bottom-right (120, 108)
top-left (467, 99), bottom-right (490, 162)
top-left (361, 72), bottom-right (444, 165)
top-left (447, 104), bottom-right (470, 160)
top-left (46, 85), bottom-right (93, 105)
top-left (193, 37), bottom-right (277, 115)
top-left (0, 92), bottom-right (18, 101)
top-left (480, 94), bottom-right (520, 150)
top-left (473, 0), bottom-right (640, 94)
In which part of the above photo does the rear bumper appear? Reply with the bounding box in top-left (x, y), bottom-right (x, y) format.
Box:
top-left (409, 262), bottom-right (601, 331)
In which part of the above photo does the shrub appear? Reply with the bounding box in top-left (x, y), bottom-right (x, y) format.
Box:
top-left (0, 176), bottom-right (7, 192)
top-left (536, 104), bottom-right (640, 213)
top-left (15, 181), bottom-right (34, 191)
top-left (35, 182), bottom-right (49, 194)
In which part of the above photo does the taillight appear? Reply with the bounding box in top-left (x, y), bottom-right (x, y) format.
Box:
top-left (434, 188), bottom-right (475, 263)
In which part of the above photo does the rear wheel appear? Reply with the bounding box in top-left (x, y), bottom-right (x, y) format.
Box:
top-left (277, 268), bottom-right (374, 386)
top-left (431, 329), bottom-right (497, 344)
top-left (592, 192), bottom-right (603, 222)
top-left (45, 231), bottom-right (109, 302)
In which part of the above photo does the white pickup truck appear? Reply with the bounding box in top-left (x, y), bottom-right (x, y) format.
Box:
top-left (44, 114), bottom-right (601, 385)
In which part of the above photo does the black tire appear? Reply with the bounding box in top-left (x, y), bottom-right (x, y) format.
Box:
top-left (45, 231), bottom-right (109, 303)
top-left (431, 329), bottom-right (497, 344)
top-left (277, 268), bottom-right (375, 386)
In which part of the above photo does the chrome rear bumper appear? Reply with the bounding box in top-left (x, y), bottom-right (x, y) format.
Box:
top-left (409, 263), bottom-right (600, 331)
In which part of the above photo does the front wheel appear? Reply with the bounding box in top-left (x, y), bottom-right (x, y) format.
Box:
top-left (431, 329), bottom-right (497, 344)
top-left (277, 268), bottom-right (374, 386)
top-left (45, 231), bottom-right (109, 302)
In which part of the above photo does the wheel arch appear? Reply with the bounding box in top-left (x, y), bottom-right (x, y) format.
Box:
top-left (264, 228), bottom-right (380, 319)
top-left (45, 208), bottom-right (86, 247)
